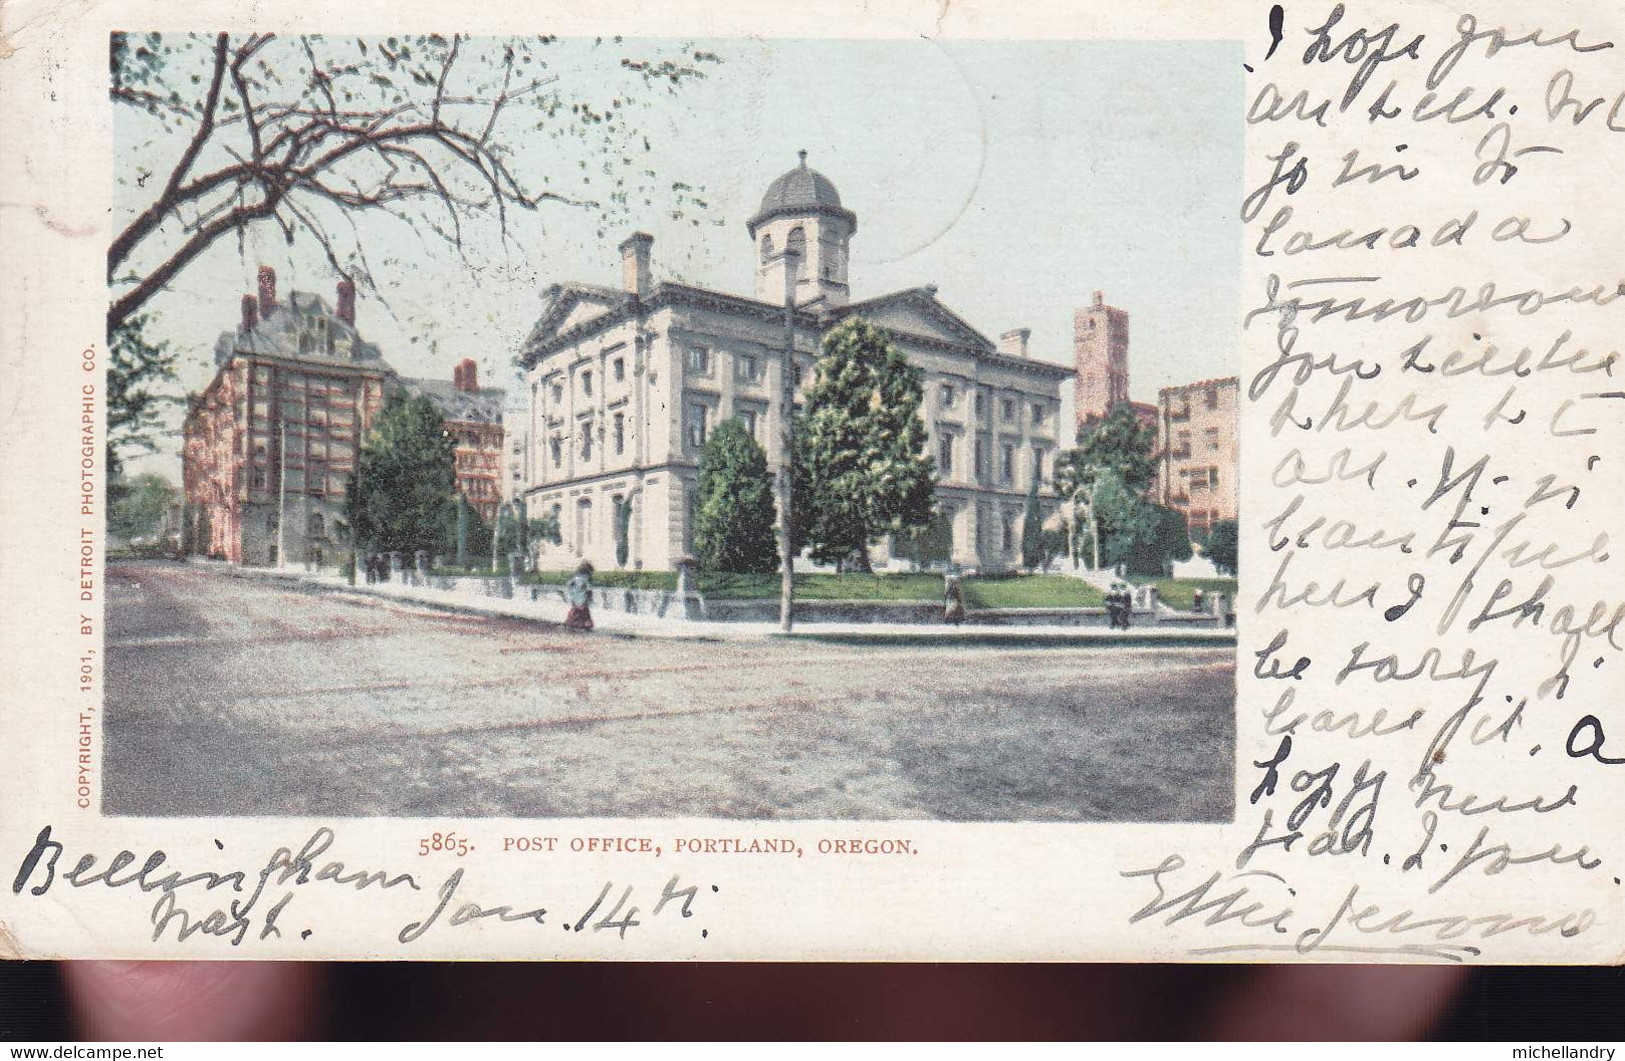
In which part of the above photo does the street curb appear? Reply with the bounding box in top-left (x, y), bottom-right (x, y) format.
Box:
top-left (177, 560), bottom-right (1237, 648)
top-left (769, 629), bottom-right (1236, 648)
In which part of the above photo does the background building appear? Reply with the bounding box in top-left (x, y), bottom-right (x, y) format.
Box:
top-left (1070, 288), bottom-right (1239, 539)
top-left (397, 359), bottom-right (506, 524)
top-left (183, 269), bottom-right (504, 564)
top-left (182, 269), bottom-right (387, 566)
top-left (1155, 376), bottom-right (1239, 539)
top-left (518, 155), bottom-right (1072, 573)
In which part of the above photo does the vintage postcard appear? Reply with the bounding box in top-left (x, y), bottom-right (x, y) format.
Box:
top-left (1, 0), bottom-right (1622, 962)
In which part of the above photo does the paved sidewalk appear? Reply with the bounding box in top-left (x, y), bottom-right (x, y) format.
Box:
top-left (203, 560), bottom-right (1236, 647)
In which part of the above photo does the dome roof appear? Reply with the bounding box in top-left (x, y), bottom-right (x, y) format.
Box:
top-left (747, 151), bottom-right (857, 236)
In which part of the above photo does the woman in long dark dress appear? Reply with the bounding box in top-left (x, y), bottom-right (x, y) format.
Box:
top-left (564, 561), bottom-right (595, 631)
top-left (943, 564), bottom-right (966, 625)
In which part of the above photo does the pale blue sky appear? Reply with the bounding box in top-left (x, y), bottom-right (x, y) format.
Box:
top-left (118, 36), bottom-right (1241, 479)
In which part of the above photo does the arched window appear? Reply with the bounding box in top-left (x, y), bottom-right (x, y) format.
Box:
top-left (785, 226), bottom-right (806, 283)
top-left (576, 497), bottom-right (593, 552)
top-left (760, 234), bottom-right (774, 265)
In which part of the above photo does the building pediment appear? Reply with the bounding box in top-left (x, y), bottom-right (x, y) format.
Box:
top-left (521, 284), bottom-right (630, 361)
top-left (837, 288), bottom-right (996, 353)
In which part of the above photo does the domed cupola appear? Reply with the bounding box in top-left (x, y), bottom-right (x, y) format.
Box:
top-left (747, 151), bottom-right (856, 309)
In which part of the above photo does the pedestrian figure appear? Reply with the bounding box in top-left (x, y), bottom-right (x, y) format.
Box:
top-left (1109, 581), bottom-right (1133, 629)
top-left (1192, 587), bottom-right (1206, 614)
top-left (564, 561), bottom-right (595, 631)
top-left (943, 564), bottom-right (966, 625)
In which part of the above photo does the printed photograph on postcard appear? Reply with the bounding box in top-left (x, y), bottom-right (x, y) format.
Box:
top-left (1, 0), bottom-right (1621, 963)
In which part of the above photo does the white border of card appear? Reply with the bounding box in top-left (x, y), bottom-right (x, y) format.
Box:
top-left (2, 0), bottom-right (1622, 963)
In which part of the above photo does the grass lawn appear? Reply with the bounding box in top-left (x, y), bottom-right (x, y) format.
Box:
top-left (1152, 577), bottom-right (1238, 610)
top-left (524, 569), bottom-right (1104, 607)
top-left (962, 576), bottom-right (1104, 609)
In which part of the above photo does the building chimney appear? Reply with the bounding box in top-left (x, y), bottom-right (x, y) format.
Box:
top-left (999, 327), bottom-right (1031, 358)
top-left (1092, 290), bottom-right (1105, 309)
top-left (240, 294), bottom-right (258, 334)
top-left (456, 358), bottom-right (478, 393)
top-left (619, 232), bottom-right (654, 297)
top-left (336, 277), bottom-right (356, 326)
top-left (258, 265), bottom-right (277, 317)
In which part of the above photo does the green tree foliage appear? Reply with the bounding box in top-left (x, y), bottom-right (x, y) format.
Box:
top-left (106, 316), bottom-right (179, 502)
top-left (527, 514), bottom-right (563, 546)
top-left (792, 318), bottom-right (936, 571)
top-left (1093, 468), bottom-right (1191, 577)
top-left (693, 418), bottom-right (779, 574)
top-left (613, 496), bottom-right (634, 568)
top-left (1020, 475), bottom-right (1045, 569)
top-left (894, 506), bottom-right (955, 571)
top-left (109, 472), bottom-right (180, 542)
top-left (346, 393), bottom-right (457, 553)
top-left (109, 32), bottom-right (722, 332)
top-left (1066, 403), bottom-right (1157, 493)
top-left (1206, 519), bottom-right (1239, 575)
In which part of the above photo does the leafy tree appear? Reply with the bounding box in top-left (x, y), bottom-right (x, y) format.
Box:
top-left (107, 316), bottom-right (179, 502)
top-left (1053, 403), bottom-right (1157, 570)
top-left (1092, 469), bottom-right (1191, 577)
top-left (1067, 403), bottom-right (1157, 493)
top-left (109, 32), bottom-right (722, 333)
top-left (1206, 519), bottom-right (1239, 575)
top-left (894, 506), bottom-right (955, 571)
top-left (1020, 474), bottom-right (1045, 569)
top-left (792, 318), bottom-right (936, 571)
top-left (346, 392), bottom-right (457, 553)
top-left (109, 472), bottom-right (180, 542)
top-left (527, 514), bottom-right (562, 547)
top-left (613, 496), bottom-right (634, 568)
top-left (693, 418), bottom-right (778, 574)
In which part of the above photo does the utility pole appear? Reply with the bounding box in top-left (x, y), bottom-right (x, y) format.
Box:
top-left (777, 246), bottom-right (802, 633)
top-left (275, 418), bottom-right (287, 568)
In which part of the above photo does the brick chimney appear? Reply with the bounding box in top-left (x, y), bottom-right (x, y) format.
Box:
top-left (257, 265), bottom-right (277, 317)
top-left (336, 277), bottom-right (356, 326)
top-left (455, 358), bottom-right (478, 393)
top-left (999, 327), bottom-right (1031, 358)
top-left (240, 294), bottom-right (258, 334)
top-left (619, 232), bottom-right (654, 297)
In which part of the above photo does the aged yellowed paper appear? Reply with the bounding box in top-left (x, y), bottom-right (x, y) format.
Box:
top-left (0, 0), bottom-right (1621, 962)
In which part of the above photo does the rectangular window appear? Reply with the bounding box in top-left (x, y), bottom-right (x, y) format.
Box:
top-left (974, 437), bottom-right (987, 482)
top-left (1032, 447), bottom-right (1045, 483)
top-left (940, 383), bottom-right (955, 407)
top-left (687, 347), bottom-right (711, 375)
top-left (613, 357), bottom-right (625, 382)
top-left (550, 436), bottom-right (562, 467)
top-left (1205, 426), bottom-right (1221, 450)
top-left (1209, 466), bottom-right (1220, 488)
top-left (974, 392), bottom-right (985, 417)
top-left (794, 363), bottom-right (805, 387)
top-left (614, 412), bottom-right (625, 456)
top-left (1000, 443), bottom-right (1014, 484)
top-left (736, 354), bottom-right (760, 384)
top-left (550, 383), bottom-right (562, 404)
top-left (1001, 398), bottom-right (1014, 422)
top-left (1206, 387), bottom-right (1220, 409)
top-left (739, 409), bottom-right (758, 441)
top-left (580, 421), bottom-right (593, 461)
top-left (1032, 403), bottom-right (1046, 426)
top-left (938, 434), bottom-right (954, 476)
top-left (582, 370), bottom-right (593, 397)
top-left (1001, 517), bottom-right (1014, 551)
top-left (687, 403), bottom-right (708, 449)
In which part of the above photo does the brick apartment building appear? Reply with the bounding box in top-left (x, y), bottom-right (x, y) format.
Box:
top-left (182, 268), bottom-right (503, 564)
